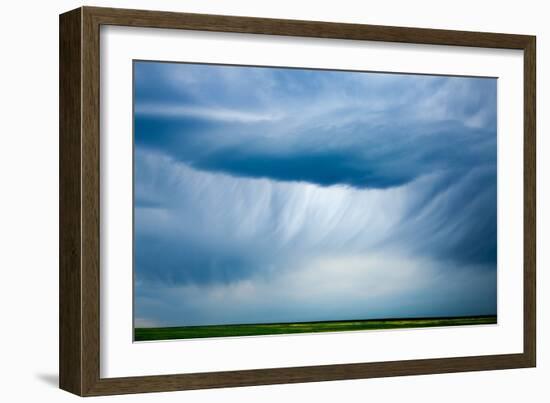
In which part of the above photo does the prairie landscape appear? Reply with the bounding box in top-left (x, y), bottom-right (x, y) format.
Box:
top-left (133, 61), bottom-right (497, 341)
top-left (135, 316), bottom-right (497, 341)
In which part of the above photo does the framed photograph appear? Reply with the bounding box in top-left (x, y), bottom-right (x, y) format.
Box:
top-left (59, 6), bottom-right (536, 396)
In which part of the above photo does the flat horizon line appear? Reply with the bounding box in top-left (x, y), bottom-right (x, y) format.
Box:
top-left (136, 314), bottom-right (497, 330)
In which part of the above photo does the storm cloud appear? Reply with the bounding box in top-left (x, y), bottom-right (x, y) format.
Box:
top-left (133, 61), bottom-right (497, 327)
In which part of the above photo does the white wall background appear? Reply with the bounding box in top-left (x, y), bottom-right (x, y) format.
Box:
top-left (0, 0), bottom-right (546, 401)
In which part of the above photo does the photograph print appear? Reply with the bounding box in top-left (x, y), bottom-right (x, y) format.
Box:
top-left (133, 61), bottom-right (497, 342)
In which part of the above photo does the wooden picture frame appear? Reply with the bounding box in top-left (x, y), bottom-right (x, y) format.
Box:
top-left (59, 6), bottom-right (536, 396)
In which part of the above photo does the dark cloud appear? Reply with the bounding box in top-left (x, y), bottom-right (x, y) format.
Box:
top-left (135, 114), bottom-right (496, 190)
top-left (134, 233), bottom-right (265, 286)
top-left (400, 166), bottom-right (497, 266)
top-left (133, 62), bottom-right (496, 190)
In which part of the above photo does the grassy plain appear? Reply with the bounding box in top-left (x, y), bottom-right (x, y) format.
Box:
top-left (135, 315), bottom-right (497, 341)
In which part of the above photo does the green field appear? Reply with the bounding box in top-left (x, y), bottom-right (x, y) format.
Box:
top-left (134, 315), bottom-right (497, 341)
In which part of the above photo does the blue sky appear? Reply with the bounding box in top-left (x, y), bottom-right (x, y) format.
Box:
top-left (133, 61), bottom-right (497, 328)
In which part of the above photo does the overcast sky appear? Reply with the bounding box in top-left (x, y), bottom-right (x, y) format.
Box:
top-left (133, 61), bottom-right (497, 328)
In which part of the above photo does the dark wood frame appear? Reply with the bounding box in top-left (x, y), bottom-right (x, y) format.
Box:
top-left (60, 6), bottom-right (536, 397)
